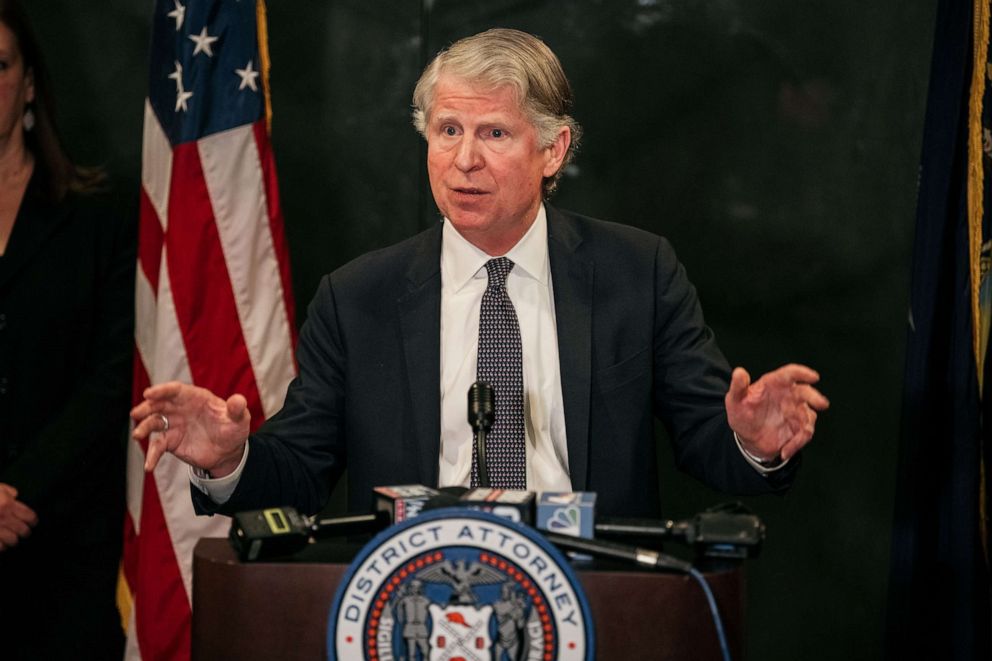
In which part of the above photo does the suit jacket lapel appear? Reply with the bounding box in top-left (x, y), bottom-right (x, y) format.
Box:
top-left (397, 222), bottom-right (444, 487)
top-left (547, 206), bottom-right (594, 491)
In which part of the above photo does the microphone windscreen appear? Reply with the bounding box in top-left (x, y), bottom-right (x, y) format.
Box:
top-left (421, 492), bottom-right (464, 511)
top-left (536, 492), bottom-right (597, 539)
top-left (467, 381), bottom-right (494, 431)
top-left (373, 485), bottom-right (443, 522)
top-left (438, 486), bottom-right (469, 497)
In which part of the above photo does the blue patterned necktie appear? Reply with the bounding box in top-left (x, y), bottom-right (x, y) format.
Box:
top-left (472, 257), bottom-right (526, 489)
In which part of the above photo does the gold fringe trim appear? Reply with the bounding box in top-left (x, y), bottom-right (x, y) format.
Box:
top-left (116, 564), bottom-right (133, 634)
top-left (970, 0), bottom-right (989, 390)
top-left (970, 0), bottom-right (992, 589)
top-left (257, 0), bottom-right (273, 134)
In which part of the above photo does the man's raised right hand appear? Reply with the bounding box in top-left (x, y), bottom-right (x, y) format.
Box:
top-left (130, 382), bottom-right (251, 478)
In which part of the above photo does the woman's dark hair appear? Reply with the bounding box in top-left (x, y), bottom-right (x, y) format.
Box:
top-left (0, 0), bottom-right (105, 201)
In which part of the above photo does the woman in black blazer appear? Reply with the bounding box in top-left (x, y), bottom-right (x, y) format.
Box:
top-left (0, 1), bottom-right (134, 658)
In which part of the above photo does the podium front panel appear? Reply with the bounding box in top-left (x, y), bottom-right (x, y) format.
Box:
top-left (192, 538), bottom-right (743, 660)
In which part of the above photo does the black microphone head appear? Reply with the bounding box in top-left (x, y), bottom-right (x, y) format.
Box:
top-left (468, 381), bottom-right (494, 431)
top-left (421, 492), bottom-right (464, 512)
top-left (438, 486), bottom-right (470, 497)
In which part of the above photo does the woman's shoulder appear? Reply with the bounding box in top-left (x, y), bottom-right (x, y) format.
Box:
top-left (45, 184), bottom-right (137, 263)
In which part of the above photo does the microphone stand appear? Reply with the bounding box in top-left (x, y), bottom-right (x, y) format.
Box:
top-left (475, 426), bottom-right (490, 487)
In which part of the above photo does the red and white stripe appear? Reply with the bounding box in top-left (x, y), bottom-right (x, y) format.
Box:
top-left (122, 99), bottom-right (296, 660)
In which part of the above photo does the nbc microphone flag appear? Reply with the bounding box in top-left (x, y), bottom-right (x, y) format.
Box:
top-left (120, 1), bottom-right (296, 659)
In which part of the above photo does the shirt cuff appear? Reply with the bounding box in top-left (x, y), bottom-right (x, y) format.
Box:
top-left (188, 441), bottom-right (249, 505)
top-left (734, 431), bottom-right (790, 474)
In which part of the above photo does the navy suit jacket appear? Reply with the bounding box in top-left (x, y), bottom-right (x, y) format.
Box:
top-left (195, 206), bottom-right (795, 518)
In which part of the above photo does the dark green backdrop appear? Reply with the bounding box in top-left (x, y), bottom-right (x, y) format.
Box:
top-left (26, 2), bottom-right (936, 659)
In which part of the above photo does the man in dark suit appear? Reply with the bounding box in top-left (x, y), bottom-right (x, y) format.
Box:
top-left (131, 28), bottom-right (828, 518)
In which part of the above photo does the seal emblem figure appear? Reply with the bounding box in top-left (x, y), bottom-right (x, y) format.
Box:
top-left (327, 508), bottom-right (595, 660)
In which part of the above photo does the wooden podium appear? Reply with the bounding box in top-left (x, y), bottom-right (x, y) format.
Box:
top-left (192, 537), bottom-right (744, 660)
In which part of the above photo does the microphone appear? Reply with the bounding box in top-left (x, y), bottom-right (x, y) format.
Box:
top-left (424, 487), bottom-right (536, 524)
top-left (467, 381), bottom-right (494, 431)
top-left (229, 507), bottom-right (390, 561)
top-left (373, 484), bottom-right (443, 522)
top-left (467, 381), bottom-right (494, 487)
top-left (595, 503), bottom-right (765, 559)
top-left (542, 530), bottom-right (693, 572)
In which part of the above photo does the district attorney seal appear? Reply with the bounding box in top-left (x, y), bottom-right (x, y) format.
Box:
top-left (327, 508), bottom-right (595, 660)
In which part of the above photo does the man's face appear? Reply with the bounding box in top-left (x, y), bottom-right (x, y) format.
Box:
top-left (426, 74), bottom-right (568, 255)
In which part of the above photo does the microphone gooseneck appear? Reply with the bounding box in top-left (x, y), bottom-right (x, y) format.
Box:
top-left (468, 381), bottom-right (494, 487)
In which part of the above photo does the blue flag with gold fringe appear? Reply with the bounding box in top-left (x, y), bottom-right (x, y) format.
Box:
top-left (886, 0), bottom-right (992, 658)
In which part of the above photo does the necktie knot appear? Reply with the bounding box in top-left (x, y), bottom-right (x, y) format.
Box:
top-left (484, 257), bottom-right (514, 290)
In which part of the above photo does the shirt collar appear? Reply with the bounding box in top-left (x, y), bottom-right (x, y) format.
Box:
top-left (441, 204), bottom-right (550, 292)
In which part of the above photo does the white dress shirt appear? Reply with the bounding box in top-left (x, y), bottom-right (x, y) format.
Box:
top-left (439, 204), bottom-right (572, 492)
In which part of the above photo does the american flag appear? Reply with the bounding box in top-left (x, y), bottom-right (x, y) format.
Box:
top-left (120, 1), bottom-right (296, 658)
